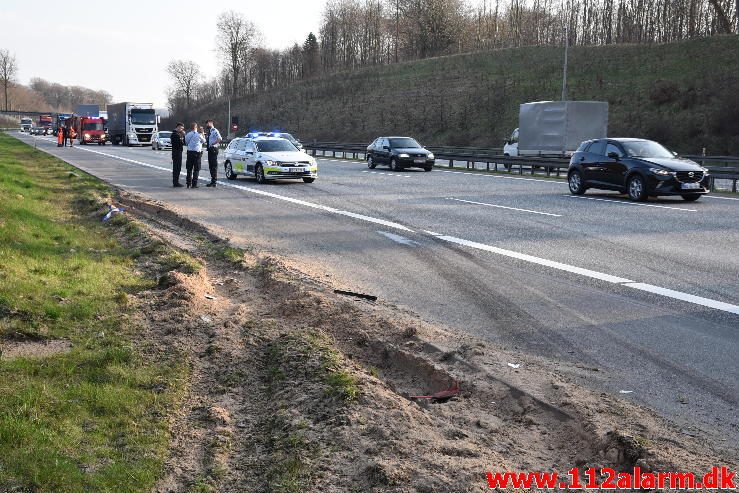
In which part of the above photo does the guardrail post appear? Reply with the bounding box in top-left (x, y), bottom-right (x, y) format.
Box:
top-left (546, 166), bottom-right (551, 177)
top-left (449, 159), bottom-right (453, 168)
top-left (486, 162), bottom-right (490, 171)
top-left (519, 164), bottom-right (523, 175)
top-left (733, 179), bottom-right (737, 193)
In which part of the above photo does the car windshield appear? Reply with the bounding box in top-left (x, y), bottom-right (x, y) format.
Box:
top-left (130, 111), bottom-right (156, 125)
top-left (389, 138), bottom-right (421, 148)
top-left (158, 132), bottom-right (172, 138)
top-left (275, 133), bottom-right (296, 142)
top-left (83, 123), bottom-right (104, 131)
top-left (621, 140), bottom-right (674, 158)
top-left (256, 140), bottom-right (298, 152)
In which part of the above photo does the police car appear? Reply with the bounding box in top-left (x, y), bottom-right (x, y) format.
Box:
top-left (224, 136), bottom-right (318, 184)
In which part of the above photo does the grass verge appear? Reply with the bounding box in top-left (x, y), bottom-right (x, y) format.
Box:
top-left (0, 133), bottom-right (188, 492)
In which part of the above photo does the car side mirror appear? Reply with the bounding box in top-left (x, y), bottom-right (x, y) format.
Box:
top-left (672, 151), bottom-right (678, 157)
top-left (607, 151), bottom-right (620, 160)
top-left (383, 146), bottom-right (390, 150)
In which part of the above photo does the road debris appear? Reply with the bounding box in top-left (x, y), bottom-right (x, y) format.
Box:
top-left (204, 294), bottom-right (216, 300)
top-left (102, 204), bottom-right (126, 222)
top-left (410, 381), bottom-right (461, 403)
top-left (200, 315), bottom-right (212, 324)
top-left (507, 363), bottom-right (521, 369)
top-left (619, 390), bottom-right (634, 394)
top-left (334, 289), bottom-right (377, 302)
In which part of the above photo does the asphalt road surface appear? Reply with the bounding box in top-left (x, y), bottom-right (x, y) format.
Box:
top-left (13, 132), bottom-right (738, 450)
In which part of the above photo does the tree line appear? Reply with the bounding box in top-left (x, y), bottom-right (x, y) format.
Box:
top-left (166, 0), bottom-right (737, 116)
top-left (0, 49), bottom-right (113, 113)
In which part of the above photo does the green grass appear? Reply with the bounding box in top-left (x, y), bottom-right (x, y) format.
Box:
top-left (195, 35), bottom-right (739, 155)
top-left (0, 133), bottom-right (188, 492)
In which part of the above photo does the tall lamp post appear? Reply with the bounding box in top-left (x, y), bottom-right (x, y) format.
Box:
top-left (561, 23), bottom-right (569, 101)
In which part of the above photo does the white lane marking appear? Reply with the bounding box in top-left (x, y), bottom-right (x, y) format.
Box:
top-left (565, 195), bottom-right (697, 212)
top-left (424, 231), bottom-right (634, 284)
top-left (72, 146), bottom-right (414, 232)
top-left (624, 283), bottom-right (739, 315)
top-left (424, 230), bottom-right (739, 315)
top-left (447, 197), bottom-right (562, 217)
top-left (377, 231), bottom-right (419, 246)
top-left (705, 195), bottom-right (739, 202)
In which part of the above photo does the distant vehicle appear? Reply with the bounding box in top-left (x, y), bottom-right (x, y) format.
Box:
top-left (30, 127), bottom-right (44, 135)
top-left (366, 137), bottom-right (435, 172)
top-left (20, 118), bottom-right (33, 132)
top-left (69, 115), bottom-right (107, 145)
top-left (76, 104), bottom-right (100, 117)
top-left (107, 102), bottom-right (158, 146)
top-left (152, 131), bottom-right (172, 150)
top-left (223, 136), bottom-right (318, 184)
top-left (567, 138), bottom-right (710, 202)
top-left (503, 101), bottom-right (608, 157)
top-left (267, 132), bottom-right (304, 151)
top-left (53, 114), bottom-right (73, 136)
top-left (39, 114), bottom-right (53, 134)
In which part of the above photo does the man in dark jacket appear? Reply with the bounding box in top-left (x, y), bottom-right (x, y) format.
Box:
top-left (171, 123), bottom-right (185, 187)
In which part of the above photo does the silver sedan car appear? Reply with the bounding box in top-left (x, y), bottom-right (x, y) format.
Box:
top-left (152, 131), bottom-right (172, 151)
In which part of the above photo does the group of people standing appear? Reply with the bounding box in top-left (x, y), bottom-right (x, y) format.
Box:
top-left (170, 120), bottom-right (222, 188)
top-left (56, 125), bottom-right (76, 147)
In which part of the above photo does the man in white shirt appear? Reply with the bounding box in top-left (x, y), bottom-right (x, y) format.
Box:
top-left (205, 119), bottom-right (223, 187)
top-left (184, 123), bottom-right (206, 188)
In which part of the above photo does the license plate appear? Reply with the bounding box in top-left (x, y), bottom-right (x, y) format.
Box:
top-left (681, 182), bottom-right (700, 190)
top-left (288, 168), bottom-right (303, 173)
top-left (414, 159), bottom-right (426, 164)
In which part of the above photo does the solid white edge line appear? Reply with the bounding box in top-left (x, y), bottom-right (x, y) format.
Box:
top-left (428, 233), bottom-right (634, 284)
top-left (447, 197), bottom-right (562, 217)
top-left (705, 195), bottom-right (739, 202)
top-left (624, 283), bottom-right (739, 315)
top-left (73, 145), bottom-right (414, 232)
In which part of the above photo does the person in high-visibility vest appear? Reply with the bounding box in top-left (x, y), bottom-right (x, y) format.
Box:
top-left (68, 127), bottom-right (76, 147)
top-left (57, 126), bottom-right (64, 147)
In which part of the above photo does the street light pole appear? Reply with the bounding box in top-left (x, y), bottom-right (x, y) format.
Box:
top-left (561, 23), bottom-right (569, 101)
top-left (227, 98), bottom-right (231, 138)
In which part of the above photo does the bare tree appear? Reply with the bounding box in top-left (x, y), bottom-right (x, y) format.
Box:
top-left (0, 49), bottom-right (18, 111)
top-left (166, 60), bottom-right (202, 107)
top-left (216, 11), bottom-right (258, 96)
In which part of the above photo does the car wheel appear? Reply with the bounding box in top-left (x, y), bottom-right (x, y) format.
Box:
top-left (424, 166), bottom-right (432, 172)
top-left (255, 164), bottom-right (266, 184)
top-left (627, 175), bottom-right (648, 202)
top-left (224, 161), bottom-right (237, 180)
top-left (568, 170), bottom-right (586, 195)
top-left (367, 156), bottom-right (376, 169)
top-left (390, 158), bottom-right (400, 172)
top-left (303, 177), bottom-right (315, 183)
top-left (681, 193), bottom-right (701, 202)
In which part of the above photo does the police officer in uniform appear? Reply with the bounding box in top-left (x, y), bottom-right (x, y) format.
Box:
top-left (184, 123), bottom-right (206, 188)
top-left (204, 119), bottom-right (222, 187)
top-left (171, 123), bottom-right (185, 187)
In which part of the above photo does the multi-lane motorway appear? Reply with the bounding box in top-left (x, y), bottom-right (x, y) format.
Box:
top-left (13, 132), bottom-right (738, 448)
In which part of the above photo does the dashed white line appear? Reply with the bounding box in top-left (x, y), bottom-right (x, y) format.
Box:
top-left (565, 195), bottom-right (698, 212)
top-left (447, 197), bottom-right (562, 217)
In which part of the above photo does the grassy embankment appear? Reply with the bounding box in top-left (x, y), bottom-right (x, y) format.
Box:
top-left (0, 133), bottom-right (190, 492)
top-left (188, 35), bottom-right (739, 155)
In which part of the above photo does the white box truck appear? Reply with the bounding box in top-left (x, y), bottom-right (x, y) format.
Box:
top-left (503, 101), bottom-right (608, 157)
top-left (107, 102), bottom-right (158, 146)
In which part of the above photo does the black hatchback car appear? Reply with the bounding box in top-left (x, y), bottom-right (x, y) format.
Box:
top-left (567, 138), bottom-right (710, 202)
top-left (366, 137), bottom-right (435, 171)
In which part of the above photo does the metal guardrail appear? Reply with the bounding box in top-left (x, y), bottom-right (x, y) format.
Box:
top-left (305, 142), bottom-right (739, 192)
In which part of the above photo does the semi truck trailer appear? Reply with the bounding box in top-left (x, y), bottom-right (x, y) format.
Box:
top-left (106, 102), bottom-right (157, 146)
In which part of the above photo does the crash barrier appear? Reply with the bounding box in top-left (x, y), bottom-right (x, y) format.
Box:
top-left (305, 142), bottom-right (739, 193)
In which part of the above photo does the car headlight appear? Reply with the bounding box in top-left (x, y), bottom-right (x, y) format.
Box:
top-left (700, 167), bottom-right (709, 173)
top-left (84, 133), bottom-right (91, 139)
top-left (398, 153), bottom-right (410, 158)
top-left (427, 153), bottom-right (434, 160)
top-left (265, 160), bottom-right (276, 166)
top-left (649, 168), bottom-right (672, 176)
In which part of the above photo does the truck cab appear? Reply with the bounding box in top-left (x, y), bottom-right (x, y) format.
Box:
top-left (20, 118), bottom-right (33, 133)
top-left (74, 116), bottom-right (107, 145)
top-left (503, 128), bottom-right (519, 157)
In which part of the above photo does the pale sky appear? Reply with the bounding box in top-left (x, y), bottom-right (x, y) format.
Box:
top-left (0, 1), bottom-right (326, 107)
